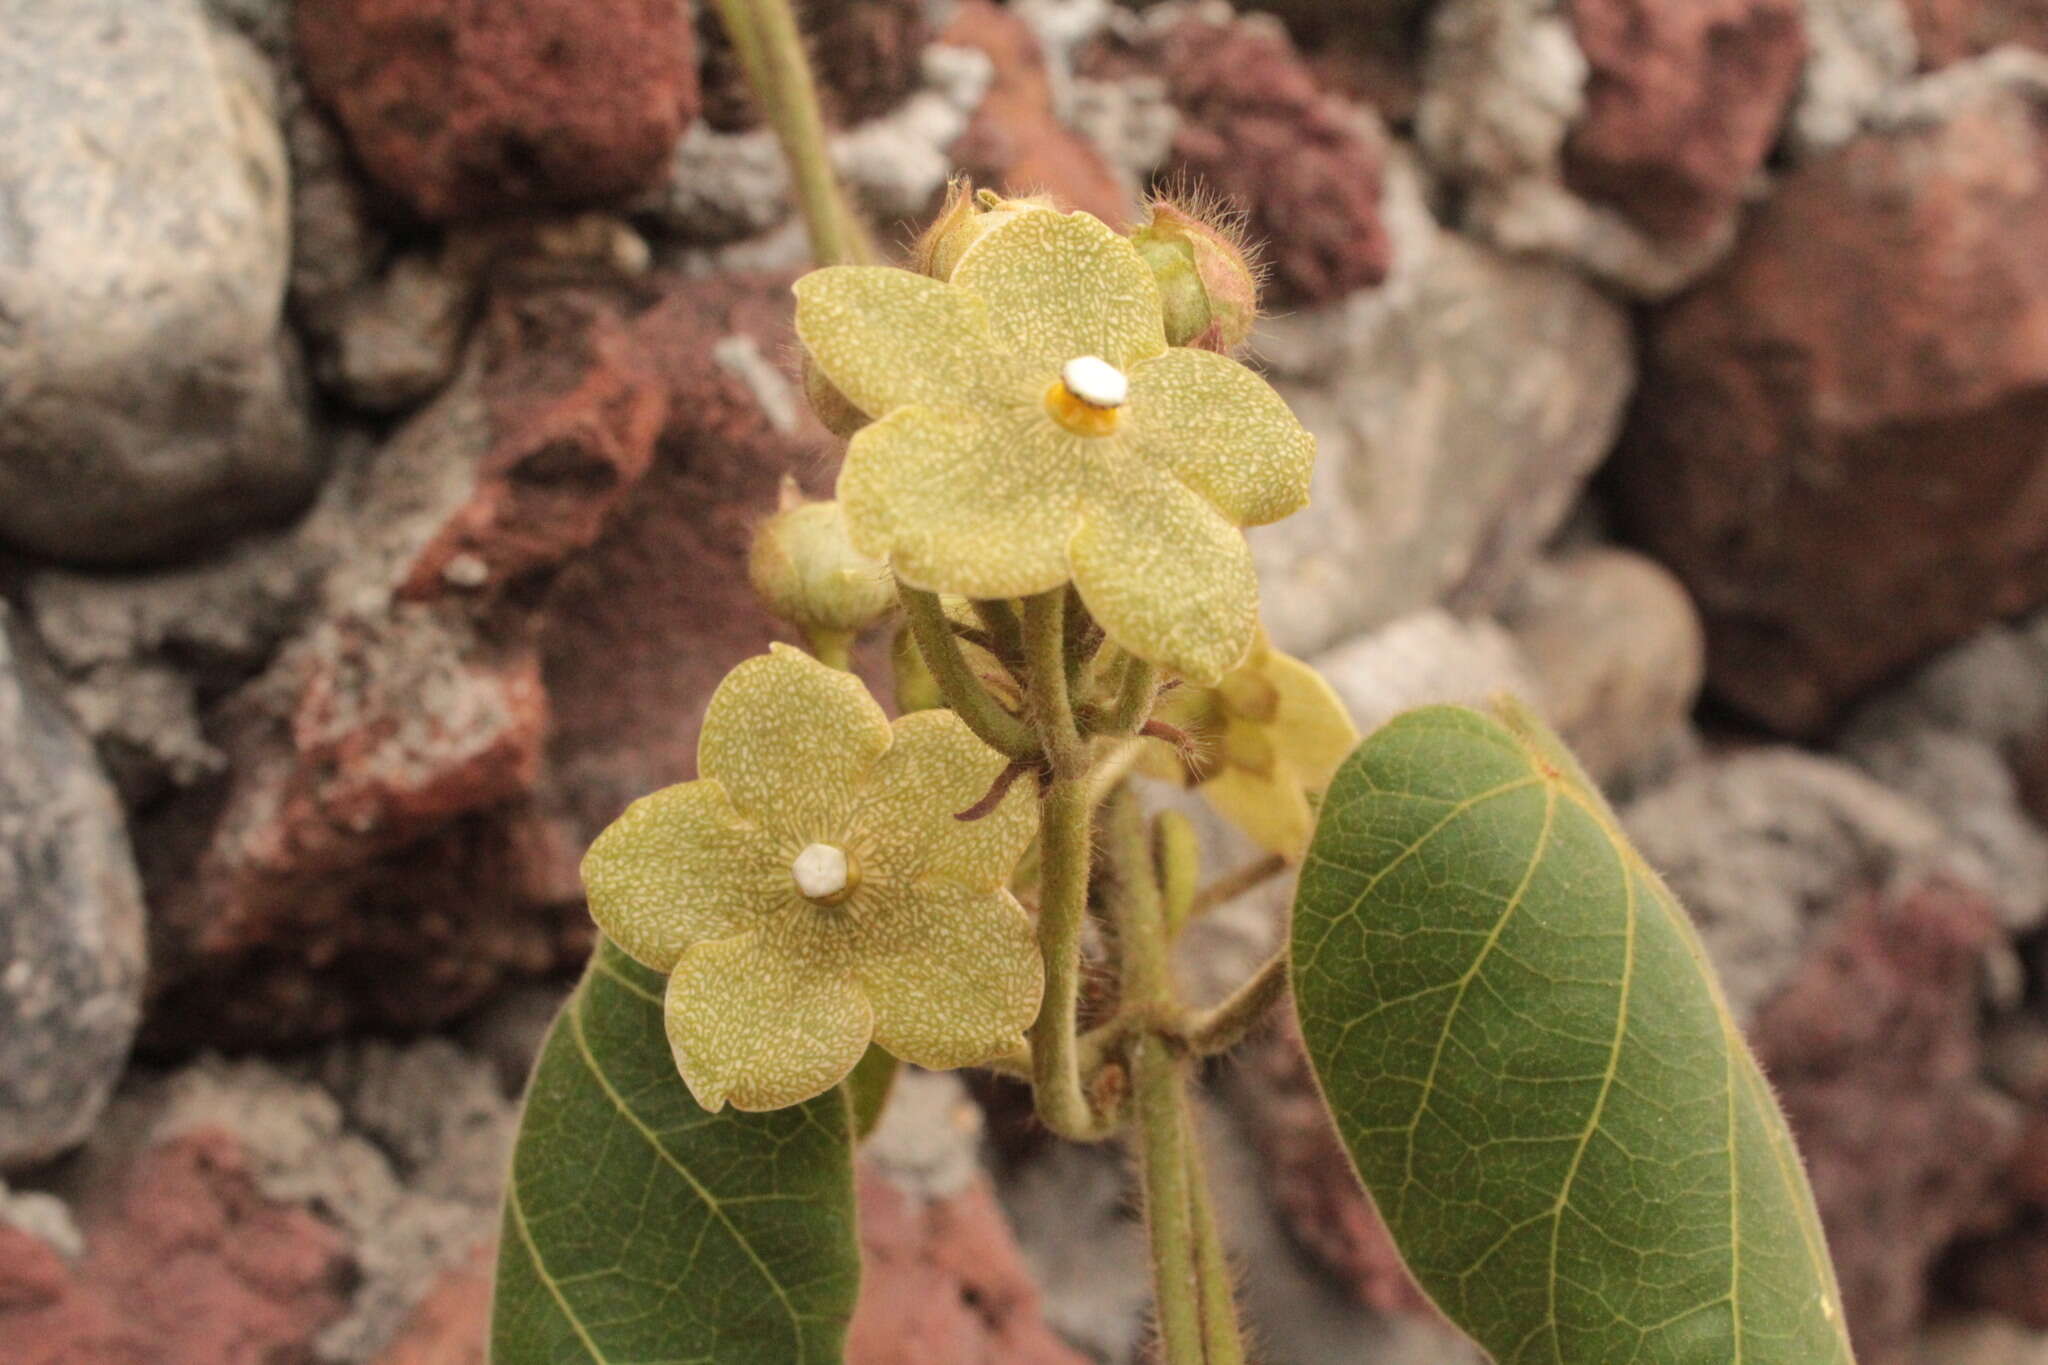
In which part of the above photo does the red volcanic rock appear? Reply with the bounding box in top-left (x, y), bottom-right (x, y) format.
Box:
top-left (1613, 81), bottom-right (2048, 735)
top-left (298, 0), bottom-right (698, 222)
top-left (1753, 882), bottom-right (2017, 1365)
top-left (1148, 11), bottom-right (1392, 304)
top-left (0, 1130), bottom-right (352, 1365)
top-left (941, 1), bottom-right (1131, 227)
top-left (1904, 0), bottom-right (2048, 67)
top-left (1563, 0), bottom-right (1806, 240)
top-left (1225, 1018), bottom-right (1434, 1316)
top-left (848, 1165), bottom-right (1088, 1365)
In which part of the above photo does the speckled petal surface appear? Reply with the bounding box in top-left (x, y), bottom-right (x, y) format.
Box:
top-left (696, 645), bottom-right (892, 842)
top-left (838, 404), bottom-right (1082, 599)
top-left (1202, 759), bottom-right (1317, 861)
top-left (1071, 461), bottom-right (1259, 685)
top-left (1265, 650), bottom-right (1359, 788)
top-left (856, 710), bottom-right (1038, 886)
top-left (952, 210), bottom-right (1168, 375)
top-left (1125, 347), bottom-right (1316, 527)
top-left (853, 882), bottom-right (1042, 1070)
top-left (580, 779), bottom-right (784, 973)
top-left (793, 266), bottom-right (1004, 417)
top-left (664, 923), bottom-right (873, 1112)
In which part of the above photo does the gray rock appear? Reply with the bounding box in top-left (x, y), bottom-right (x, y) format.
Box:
top-left (862, 1067), bottom-right (984, 1201)
top-left (0, 1178), bottom-right (83, 1260)
top-left (1789, 0), bottom-right (1918, 154)
top-left (1621, 748), bottom-right (1969, 1024)
top-left (329, 251), bottom-right (477, 414)
top-left (0, 0), bottom-right (319, 565)
top-left (1311, 609), bottom-right (1543, 738)
top-left (1250, 154), bottom-right (1633, 656)
top-left (0, 605), bottom-right (146, 1169)
top-left (1499, 546), bottom-right (1706, 783)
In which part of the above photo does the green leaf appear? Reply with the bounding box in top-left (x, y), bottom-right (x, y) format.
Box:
top-left (845, 1043), bottom-right (899, 1139)
top-left (1291, 703), bottom-right (1855, 1364)
top-left (491, 938), bottom-right (861, 1365)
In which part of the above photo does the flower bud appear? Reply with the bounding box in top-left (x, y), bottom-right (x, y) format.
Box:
top-left (748, 485), bottom-right (895, 643)
top-left (802, 348), bottom-right (868, 439)
top-left (913, 180), bottom-right (1057, 282)
top-left (1128, 199), bottom-right (1259, 353)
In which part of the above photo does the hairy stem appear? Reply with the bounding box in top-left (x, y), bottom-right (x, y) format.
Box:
top-left (1022, 589), bottom-right (1085, 774)
top-left (970, 598), bottom-right (1027, 674)
top-left (901, 586), bottom-right (1036, 759)
top-left (711, 0), bottom-right (872, 265)
top-left (1185, 950), bottom-right (1288, 1057)
top-left (1030, 773), bottom-right (1114, 1139)
top-left (1188, 852), bottom-right (1289, 920)
top-left (1108, 655), bottom-right (1160, 735)
top-left (1134, 1034), bottom-right (1205, 1364)
top-left (1185, 1126), bottom-right (1246, 1365)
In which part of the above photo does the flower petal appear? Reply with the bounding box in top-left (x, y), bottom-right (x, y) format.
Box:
top-left (664, 923), bottom-right (874, 1112)
top-left (1125, 347), bottom-right (1316, 527)
top-left (952, 210), bottom-right (1168, 375)
top-left (792, 266), bottom-right (1011, 417)
top-left (839, 404), bottom-right (1081, 598)
top-left (581, 779), bottom-right (785, 972)
top-left (1202, 763), bottom-right (1317, 861)
top-left (853, 882), bottom-right (1042, 1070)
top-left (698, 644), bottom-right (892, 840)
top-left (1265, 651), bottom-right (1359, 790)
top-left (856, 710), bottom-right (1038, 888)
top-left (1071, 461), bottom-right (1259, 686)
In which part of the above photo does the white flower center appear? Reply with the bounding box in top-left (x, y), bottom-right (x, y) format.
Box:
top-left (791, 842), bottom-right (851, 901)
top-left (1061, 355), bottom-right (1127, 409)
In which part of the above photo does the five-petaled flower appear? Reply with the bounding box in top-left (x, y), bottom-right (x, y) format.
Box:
top-left (793, 209), bottom-right (1316, 685)
top-left (1142, 633), bottom-right (1357, 861)
top-left (582, 645), bottom-right (1042, 1112)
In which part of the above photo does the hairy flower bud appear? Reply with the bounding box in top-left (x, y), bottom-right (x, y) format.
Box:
top-left (913, 179), bottom-right (1056, 282)
top-left (748, 483), bottom-right (895, 644)
top-left (1129, 199), bottom-right (1260, 354)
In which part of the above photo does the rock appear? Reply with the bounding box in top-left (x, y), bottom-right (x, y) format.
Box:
top-left (0, 1182), bottom-right (81, 1264)
top-left (367, 1243), bottom-right (493, 1365)
top-left (1753, 881), bottom-right (2018, 1363)
top-left (0, 0), bottom-right (318, 565)
top-left (1918, 1315), bottom-right (2048, 1365)
top-left (1141, 7), bottom-right (1393, 304)
top-left (0, 609), bottom-right (146, 1170)
top-left (1613, 57), bottom-right (2048, 735)
top-left (298, 0), bottom-right (698, 222)
top-left (1622, 747), bottom-right (1976, 1022)
top-left (330, 251), bottom-right (480, 414)
top-left (1250, 167), bottom-right (1634, 655)
top-left (1908, 0), bottom-right (2048, 66)
top-left (1415, 0), bottom-right (1742, 295)
top-left (942, 0), bottom-right (1131, 225)
top-left (695, 0), bottom-right (930, 132)
top-left (1789, 0), bottom-right (1919, 152)
top-left (1499, 546), bottom-right (1707, 783)
top-left (1311, 609), bottom-right (1544, 737)
top-left (1561, 0), bottom-right (1807, 241)
top-left (0, 1130), bottom-right (354, 1361)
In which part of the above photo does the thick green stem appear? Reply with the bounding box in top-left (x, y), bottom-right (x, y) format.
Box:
top-left (1022, 590), bottom-right (1084, 774)
top-left (1185, 1125), bottom-right (1247, 1365)
top-left (1133, 1034), bottom-right (1205, 1364)
top-left (1109, 656), bottom-right (1160, 735)
top-left (710, 0), bottom-right (872, 266)
top-left (901, 586), bottom-right (1035, 759)
top-left (1030, 774), bottom-right (1114, 1139)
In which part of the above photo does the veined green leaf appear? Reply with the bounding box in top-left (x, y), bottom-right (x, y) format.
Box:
top-left (1291, 703), bottom-right (1854, 1364)
top-left (491, 938), bottom-right (861, 1365)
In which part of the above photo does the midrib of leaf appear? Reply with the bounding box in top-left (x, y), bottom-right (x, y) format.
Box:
top-left (562, 977), bottom-right (809, 1349)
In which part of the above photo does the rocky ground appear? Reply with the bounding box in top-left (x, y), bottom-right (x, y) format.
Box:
top-left (4, 0), bottom-right (2048, 1361)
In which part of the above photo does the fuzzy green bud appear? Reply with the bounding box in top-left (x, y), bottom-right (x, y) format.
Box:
top-left (913, 180), bottom-right (1057, 282)
top-left (748, 487), bottom-right (895, 646)
top-left (1129, 200), bottom-right (1259, 354)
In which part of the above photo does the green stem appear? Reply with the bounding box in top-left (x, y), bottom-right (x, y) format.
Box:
top-left (1030, 774), bottom-right (1114, 1140)
top-left (970, 598), bottom-right (1027, 674)
top-left (1188, 852), bottom-right (1288, 921)
top-left (711, 0), bottom-right (872, 265)
top-left (1133, 1034), bottom-right (1205, 1364)
top-left (1109, 656), bottom-right (1160, 734)
top-left (1185, 1126), bottom-right (1246, 1365)
top-left (803, 626), bottom-right (853, 672)
top-left (901, 586), bottom-right (1035, 759)
top-left (1022, 589), bottom-right (1084, 774)
top-left (1185, 950), bottom-right (1288, 1057)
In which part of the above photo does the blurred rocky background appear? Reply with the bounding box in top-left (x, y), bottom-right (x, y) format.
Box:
top-left (3, 0), bottom-right (2048, 1361)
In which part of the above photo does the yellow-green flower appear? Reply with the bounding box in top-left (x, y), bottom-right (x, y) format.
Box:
top-left (793, 209), bottom-right (1316, 685)
top-left (1142, 635), bottom-right (1358, 860)
top-left (582, 645), bottom-right (1042, 1112)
